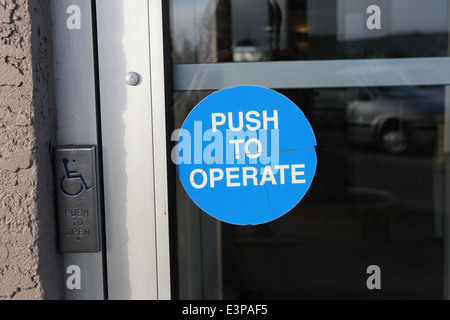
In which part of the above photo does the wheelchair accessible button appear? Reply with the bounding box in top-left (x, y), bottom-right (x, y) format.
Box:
top-left (54, 146), bottom-right (101, 253)
top-left (60, 158), bottom-right (92, 197)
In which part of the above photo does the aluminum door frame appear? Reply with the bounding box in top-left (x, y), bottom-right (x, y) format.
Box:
top-left (52, 0), bottom-right (171, 299)
top-left (96, 0), bottom-right (171, 299)
top-left (51, 0), bottom-right (105, 300)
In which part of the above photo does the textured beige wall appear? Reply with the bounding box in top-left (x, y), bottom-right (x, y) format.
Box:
top-left (0, 0), bottom-right (62, 299)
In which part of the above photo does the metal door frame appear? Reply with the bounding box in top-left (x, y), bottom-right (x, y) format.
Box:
top-left (95, 0), bottom-right (171, 299)
top-left (51, 0), bottom-right (105, 300)
top-left (51, 0), bottom-right (171, 300)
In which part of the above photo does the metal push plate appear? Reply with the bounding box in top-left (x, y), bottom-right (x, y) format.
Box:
top-left (54, 146), bottom-right (101, 253)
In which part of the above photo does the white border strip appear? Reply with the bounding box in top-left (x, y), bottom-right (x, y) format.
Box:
top-left (174, 58), bottom-right (450, 91)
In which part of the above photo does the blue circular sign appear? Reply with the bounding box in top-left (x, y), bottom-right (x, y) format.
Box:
top-left (175, 86), bottom-right (317, 225)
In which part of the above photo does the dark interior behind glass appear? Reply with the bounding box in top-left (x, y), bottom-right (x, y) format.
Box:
top-left (168, 0), bottom-right (449, 299)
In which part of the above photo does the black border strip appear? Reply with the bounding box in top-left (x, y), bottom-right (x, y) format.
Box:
top-left (161, 0), bottom-right (180, 300)
top-left (90, 0), bottom-right (109, 300)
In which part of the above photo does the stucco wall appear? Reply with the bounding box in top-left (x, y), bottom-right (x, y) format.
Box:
top-left (0, 0), bottom-right (61, 299)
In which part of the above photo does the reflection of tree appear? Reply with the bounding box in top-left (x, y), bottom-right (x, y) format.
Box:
top-left (267, 0), bottom-right (282, 52)
top-left (197, 0), bottom-right (232, 63)
top-left (173, 0), bottom-right (234, 128)
top-left (172, 35), bottom-right (195, 64)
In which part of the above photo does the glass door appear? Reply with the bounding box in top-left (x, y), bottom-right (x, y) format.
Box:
top-left (166, 0), bottom-right (450, 299)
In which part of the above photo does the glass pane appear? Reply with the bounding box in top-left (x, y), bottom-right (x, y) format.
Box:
top-left (170, 0), bottom-right (449, 63)
top-left (167, 0), bottom-right (450, 300)
top-left (171, 84), bottom-right (446, 299)
top-left (221, 85), bottom-right (445, 299)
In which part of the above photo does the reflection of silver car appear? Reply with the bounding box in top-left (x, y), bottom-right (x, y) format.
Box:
top-left (346, 87), bottom-right (444, 154)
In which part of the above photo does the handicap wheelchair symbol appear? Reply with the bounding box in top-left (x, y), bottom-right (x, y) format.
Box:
top-left (60, 158), bottom-right (92, 197)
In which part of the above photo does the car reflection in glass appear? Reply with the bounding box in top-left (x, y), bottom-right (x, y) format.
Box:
top-left (346, 86), bottom-right (444, 154)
